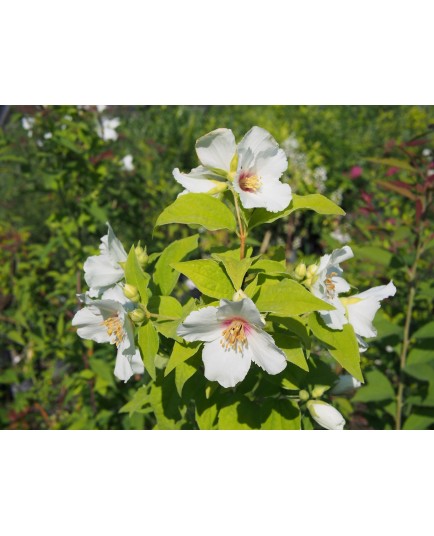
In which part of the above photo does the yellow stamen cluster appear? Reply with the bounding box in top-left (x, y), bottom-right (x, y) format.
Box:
top-left (220, 320), bottom-right (248, 352)
top-left (239, 174), bottom-right (261, 192)
top-left (103, 315), bottom-right (124, 347)
top-left (324, 271), bottom-right (338, 298)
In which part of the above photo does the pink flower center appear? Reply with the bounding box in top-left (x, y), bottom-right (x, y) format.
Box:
top-left (238, 171), bottom-right (261, 193)
top-left (221, 317), bottom-right (250, 352)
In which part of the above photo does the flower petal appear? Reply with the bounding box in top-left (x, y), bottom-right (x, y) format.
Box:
top-left (330, 245), bottom-right (354, 266)
top-left (307, 400), bottom-right (345, 430)
top-left (238, 126), bottom-right (279, 159)
top-left (172, 166), bottom-right (222, 194)
top-left (72, 306), bottom-right (111, 343)
top-left (216, 298), bottom-right (264, 328)
top-left (177, 306), bottom-right (222, 342)
top-left (247, 328), bottom-right (287, 375)
top-left (84, 254), bottom-right (124, 295)
top-left (254, 147), bottom-right (288, 180)
top-left (114, 351), bottom-right (135, 382)
top-left (202, 338), bottom-right (252, 388)
top-left (346, 281), bottom-right (396, 338)
top-left (234, 177), bottom-right (292, 212)
top-left (319, 297), bottom-right (347, 330)
top-left (195, 128), bottom-right (236, 172)
top-left (106, 222), bottom-right (127, 263)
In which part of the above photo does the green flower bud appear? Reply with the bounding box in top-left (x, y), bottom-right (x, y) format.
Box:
top-left (135, 245), bottom-right (148, 267)
top-left (124, 284), bottom-right (140, 302)
top-left (232, 289), bottom-right (248, 302)
top-left (299, 389), bottom-right (310, 402)
top-left (129, 308), bottom-right (146, 324)
top-left (207, 181), bottom-right (228, 195)
top-left (294, 263), bottom-right (307, 280)
top-left (312, 385), bottom-right (330, 398)
top-left (306, 264), bottom-right (318, 277)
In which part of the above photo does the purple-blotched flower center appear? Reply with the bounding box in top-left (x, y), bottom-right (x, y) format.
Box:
top-left (238, 170), bottom-right (261, 193)
top-left (220, 317), bottom-right (251, 352)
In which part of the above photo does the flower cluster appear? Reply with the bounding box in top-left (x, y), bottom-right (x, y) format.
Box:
top-left (72, 223), bottom-right (145, 382)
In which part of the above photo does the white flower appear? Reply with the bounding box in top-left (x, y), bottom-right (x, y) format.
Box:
top-left (96, 117), bottom-right (120, 141)
top-left (22, 117), bottom-right (35, 136)
top-left (172, 126), bottom-right (292, 211)
top-left (330, 374), bottom-right (361, 395)
top-left (340, 281), bottom-right (396, 351)
top-left (307, 400), bottom-right (345, 430)
top-left (330, 228), bottom-right (351, 244)
top-left (72, 286), bottom-right (144, 382)
top-left (233, 126), bottom-right (291, 212)
top-left (84, 223), bottom-right (127, 298)
top-left (310, 246), bottom-right (354, 330)
top-left (96, 105), bottom-right (107, 113)
top-left (177, 297), bottom-right (287, 388)
top-left (121, 154), bottom-right (134, 171)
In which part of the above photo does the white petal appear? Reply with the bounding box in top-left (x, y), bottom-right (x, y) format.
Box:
top-left (172, 167), bottom-right (220, 193)
top-left (130, 349), bottom-right (145, 374)
top-left (234, 177), bottom-right (292, 212)
top-left (84, 254), bottom-right (124, 293)
top-left (330, 245), bottom-right (354, 266)
top-left (346, 281), bottom-right (396, 338)
top-left (330, 374), bottom-right (361, 395)
top-left (238, 126), bottom-right (279, 159)
top-left (202, 338), bottom-right (252, 388)
top-left (177, 306), bottom-right (222, 342)
top-left (101, 285), bottom-right (130, 305)
top-left (106, 222), bottom-right (127, 263)
top-left (114, 351), bottom-right (135, 382)
top-left (307, 401), bottom-right (345, 430)
top-left (333, 276), bottom-right (351, 294)
top-left (216, 298), bottom-right (264, 328)
top-left (72, 307), bottom-right (111, 343)
top-left (247, 328), bottom-right (287, 375)
top-left (254, 147), bottom-right (288, 180)
top-left (195, 128), bottom-right (236, 172)
top-left (319, 297), bottom-right (347, 330)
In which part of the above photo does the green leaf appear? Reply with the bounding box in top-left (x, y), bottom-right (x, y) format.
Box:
top-left (260, 399), bottom-right (301, 430)
top-left (250, 259), bottom-right (288, 274)
top-left (89, 358), bottom-right (115, 387)
top-left (255, 279), bottom-right (334, 316)
top-left (124, 245), bottom-right (151, 305)
top-left (352, 370), bottom-right (394, 403)
top-left (147, 296), bottom-right (183, 339)
top-left (195, 404), bottom-right (218, 430)
top-left (403, 360), bottom-right (434, 383)
top-left (175, 359), bottom-right (199, 397)
top-left (153, 234), bottom-right (199, 295)
top-left (212, 251), bottom-right (254, 290)
top-left (119, 386), bottom-right (151, 414)
top-left (171, 259), bottom-right (235, 299)
top-left (218, 398), bottom-right (261, 430)
top-left (308, 313), bottom-right (363, 382)
top-left (403, 409), bottom-right (434, 430)
top-left (366, 157), bottom-right (417, 174)
top-left (272, 332), bottom-right (309, 371)
top-left (149, 378), bottom-right (182, 430)
top-left (352, 246), bottom-right (392, 268)
top-left (155, 193), bottom-right (237, 231)
top-left (412, 321), bottom-right (434, 340)
top-left (268, 316), bottom-right (311, 351)
top-left (165, 340), bottom-right (201, 376)
top-left (249, 193), bottom-right (345, 229)
top-left (138, 321), bottom-right (159, 380)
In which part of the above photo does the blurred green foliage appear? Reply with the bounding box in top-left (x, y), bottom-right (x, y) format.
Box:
top-left (0, 105), bottom-right (432, 429)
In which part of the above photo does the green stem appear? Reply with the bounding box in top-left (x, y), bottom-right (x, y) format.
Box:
top-left (229, 185), bottom-right (247, 260)
top-left (395, 233), bottom-right (423, 430)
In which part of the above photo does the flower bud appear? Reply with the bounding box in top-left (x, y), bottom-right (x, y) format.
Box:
top-left (123, 284), bottom-right (140, 302)
top-left (312, 385), bottom-right (329, 398)
top-left (307, 400), bottom-right (345, 430)
top-left (129, 308), bottom-right (146, 324)
top-left (299, 389), bottom-right (310, 402)
top-left (304, 276), bottom-right (313, 288)
top-left (330, 374), bottom-right (362, 395)
top-left (232, 289), bottom-right (248, 302)
top-left (135, 245), bottom-right (148, 267)
top-left (294, 263), bottom-right (307, 280)
top-left (306, 264), bottom-right (318, 277)
top-left (207, 181), bottom-right (228, 195)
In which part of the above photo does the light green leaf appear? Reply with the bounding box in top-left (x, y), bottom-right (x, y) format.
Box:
top-left (147, 296), bottom-right (183, 339)
top-left (412, 322), bottom-right (434, 340)
top-left (138, 321), bottom-right (159, 380)
top-left (212, 252), bottom-right (254, 290)
top-left (153, 234), bottom-right (199, 295)
top-left (165, 340), bottom-right (201, 376)
top-left (308, 313), bottom-right (363, 382)
top-left (352, 369), bottom-right (394, 403)
top-left (403, 410), bottom-right (434, 430)
top-left (255, 279), bottom-right (334, 316)
top-left (403, 360), bottom-right (434, 383)
top-left (260, 399), bottom-right (300, 430)
top-left (175, 359), bottom-right (199, 397)
top-left (124, 245), bottom-right (151, 305)
top-left (195, 404), bottom-right (218, 430)
top-left (218, 399), bottom-right (260, 430)
top-left (119, 386), bottom-right (151, 414)
top-left (171, 259), bottom-right (235, 299)
top-left (268, 315), bottom-right (311, 351)
top-left (250, 259), bottom-right (288, 274)
top-left (272, 332), bottom-right (309, 371)
top-left (155, 193), bottom-right (237, 231)
top-left (89, 358), bottom-right (115, 387)
top-left (249, 193), bottom-right (345, 229)
top-left (149, 379), bottom-right (182, 430)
